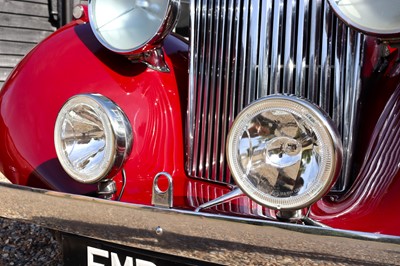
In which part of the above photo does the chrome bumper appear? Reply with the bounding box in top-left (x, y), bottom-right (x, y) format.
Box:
top-left (0, 182), bottom-right (399, 265)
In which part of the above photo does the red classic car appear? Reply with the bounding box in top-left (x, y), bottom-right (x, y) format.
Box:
top-left (0, 0), bottom-right (400, 265)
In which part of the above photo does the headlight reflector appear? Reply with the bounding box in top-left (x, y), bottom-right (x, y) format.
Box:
top-left (89, 0), bottom-right (180, 53)
top-left (54, 94), bottom-right (132, 184)
top-left (328, 0), bottom-right (400, 37)
top-left (227, 95), bottom-right (342, 210)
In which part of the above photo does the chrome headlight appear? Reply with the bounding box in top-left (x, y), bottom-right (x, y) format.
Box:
top-left (89, 0), bottom-right (180, 54)
top-left (328, 0), bottom-right (400, 37)
top-left (54, 94), bottom-right (133, 184)
top-left (227, 95), bottom-right (343, 210)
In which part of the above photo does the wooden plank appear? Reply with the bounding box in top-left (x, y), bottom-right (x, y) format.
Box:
top-left (0, 67), bottom-right (13, 82)
top-left (0, 41), bottom-right (35, 56)
top-left (0, 13), bottom-right (55, 31)
top-left (0, 0), bottom-right (49, 17)
top-left (0, 41), bottom-right (36, 55)
top-left (0, 55), bottom-right (23, 68)
top-left (0, 27), bottom-right (52, 43)
top-left (12, 0), bottom-right (48, 4)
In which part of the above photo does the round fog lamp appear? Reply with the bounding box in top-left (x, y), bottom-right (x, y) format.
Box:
top-left (227, 95), bottom-right (342, 210)
top-left (54, 94), bottom-right (132, 184)
top-left (89, 0), bottom-right (180, 53)
top-left (328, 0), bottom-right (400, 37)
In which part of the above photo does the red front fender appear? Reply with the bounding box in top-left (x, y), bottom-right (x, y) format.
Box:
top-left (0, 21), bottom-right (190, 206)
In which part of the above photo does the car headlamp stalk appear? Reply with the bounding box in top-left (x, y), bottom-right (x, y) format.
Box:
top-left (226, 95), bottom-right (343, 211)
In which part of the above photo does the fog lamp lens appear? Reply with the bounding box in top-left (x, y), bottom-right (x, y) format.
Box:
top-left (227, 95), bottom-right (342, 210)
top-left (54, 94), bottom-right (132, 184)
top-left (89, 0), bottom-right (180, 53)
top-left (328, 0), bottom-right (400, 36)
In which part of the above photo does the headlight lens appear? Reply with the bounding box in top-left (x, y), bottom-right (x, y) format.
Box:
top-left (328, 0), bottom-right (400, 37)
top-left (227, 95), bottom-right (342, 210)
top-left (89, 0), bottom-right (180, 53)
top-left (54, 94), bottom-right (132, 184)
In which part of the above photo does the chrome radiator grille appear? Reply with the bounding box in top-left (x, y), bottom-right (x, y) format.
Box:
top-left (187, 0), bottom-right (364, 191)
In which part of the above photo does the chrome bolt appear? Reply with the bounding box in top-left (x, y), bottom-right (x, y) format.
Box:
top-left (73, 5), bottom-right (84, 20)
top-left (155, 226), bottom-right (163, 236)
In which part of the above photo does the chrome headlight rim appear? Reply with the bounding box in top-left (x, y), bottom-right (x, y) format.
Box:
top-left (328, 0), bottom-right (400, 37)
top-left (226, 95), bottom-right (343, 211)
top-left (54, 94), bottom-right (133, 184)
top-left (88, 0), bottom-right (181, 54)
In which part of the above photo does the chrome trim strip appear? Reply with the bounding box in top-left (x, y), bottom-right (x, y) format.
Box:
top-left (0, 183), bottom-right (399, 264)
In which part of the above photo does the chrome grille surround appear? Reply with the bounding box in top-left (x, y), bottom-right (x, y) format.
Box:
top-left (187, 0), bottom-right (364, 191)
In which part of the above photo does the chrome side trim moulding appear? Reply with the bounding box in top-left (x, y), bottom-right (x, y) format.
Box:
top-left (1, 183), bottom-right (398, 264)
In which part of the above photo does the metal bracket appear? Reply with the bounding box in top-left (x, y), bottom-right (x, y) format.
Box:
top-left (128, 48), bottom-right (170, 73)
top-left (152, 172), bottom-right (173, 208)
top-left (195, 187), bottom-right (244, 212)
top-left (97, 179), bottom-right (117, 200)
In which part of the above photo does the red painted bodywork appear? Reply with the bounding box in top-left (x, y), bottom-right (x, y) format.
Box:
top-left (1, 19), bottom-right (400, 236)
top-left (0, 21), bottom-right (190, 206)
top-left (311, 40), bottom-right (400, 235)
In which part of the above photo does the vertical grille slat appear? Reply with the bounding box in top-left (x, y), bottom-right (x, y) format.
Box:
top-left (188, 0), bottom-right (200, 177)
top-left (218, 0), bottom-right (235, 183)
top-left (257, 0), bottom-right (273, 98)
top-left (205, 0), bottom-right (220, 179)
top-left (198, 0), bottom-right (214, 178)
top-left (187, 0), bottom-right (364, 192)
top-left (332, 20), bottom-right (346, 127)
top-left (245, 0), bottom-right (261, 103)
top-left (270, 0), bottom-right (283, 94)
top-left (341, 30), bottom-right (363, 190)
top-left (282, 0), bottom-right (296, 94)
top-left (237, 0), bottom-right (249, 111)
top-left (307, 0), bottom-right (322, 102)
top-left (319, 1), bottom-right (332, 111)
top-left (294, 0), bottom-right (309, 96)
top-left (211, 0), bottom-right (226, 181)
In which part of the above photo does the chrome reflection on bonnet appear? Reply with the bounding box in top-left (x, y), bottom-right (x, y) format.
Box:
top-left (187, 0), bottom-right (364, 191)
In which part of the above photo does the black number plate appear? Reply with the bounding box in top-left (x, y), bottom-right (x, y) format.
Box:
top-left (61, 233), bottom-right (217, 266)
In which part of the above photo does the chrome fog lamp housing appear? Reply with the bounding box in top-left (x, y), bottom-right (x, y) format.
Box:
top-left (328, 0), bottom-right (400, 37)
top-left (54, 94), bottom-right (133, 184)
top-left (227, 95), bottom-right (343, 210)
top-left (89, 0), bottom-right (180, 54)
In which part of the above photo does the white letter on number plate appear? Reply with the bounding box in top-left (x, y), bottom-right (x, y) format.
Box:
top-left (111, 252), bottom-right (134, 266)
top-left (136, 259), bottom-right (157, 266)
top-left (87, 246), bottom-right (109, 266)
